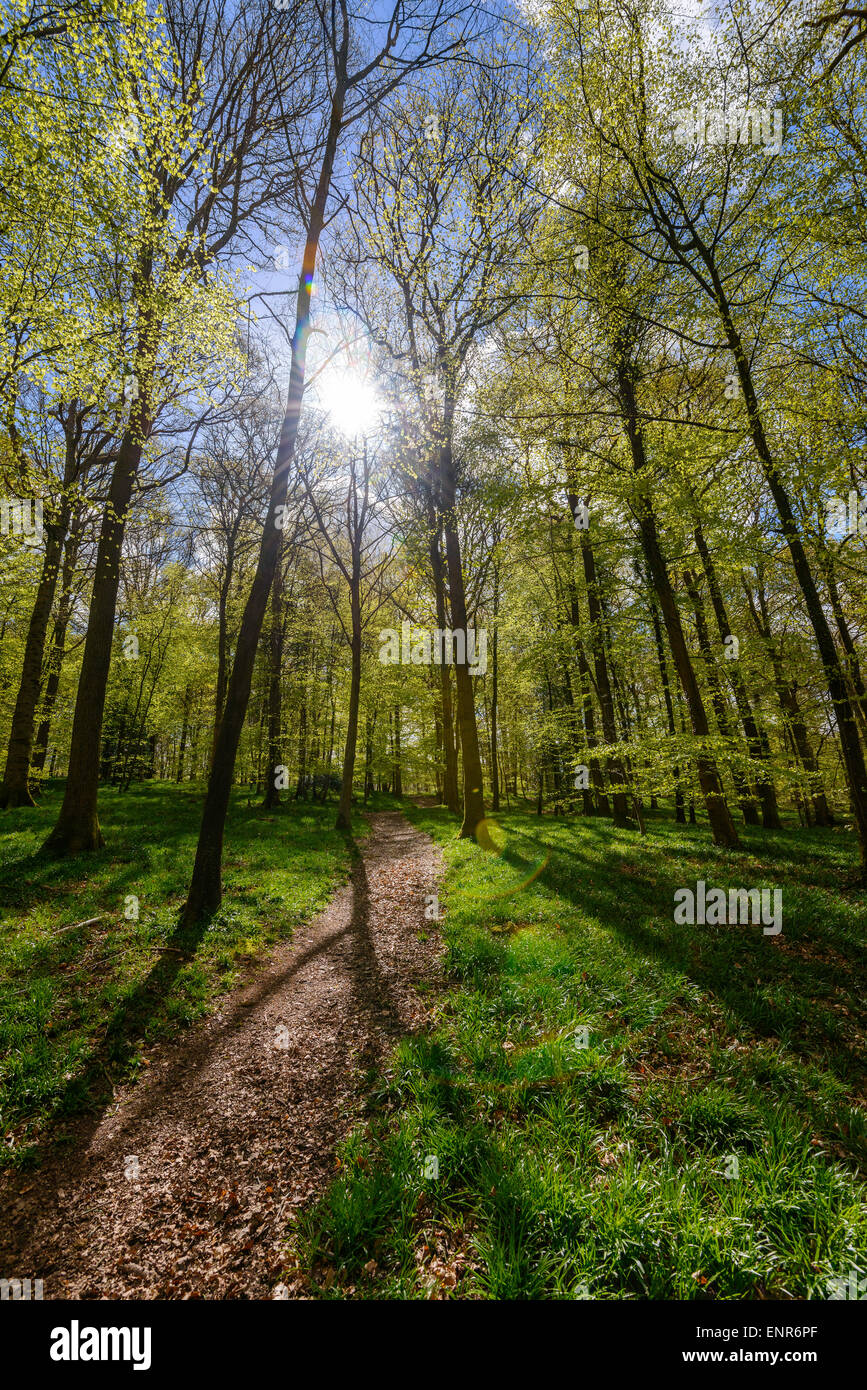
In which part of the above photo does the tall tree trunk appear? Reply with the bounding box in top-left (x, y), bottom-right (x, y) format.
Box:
top-left (32, 507), bottom-right (83, 776)
top-left (693, 521), bottom-right (781, 829)
top-left (262, 547), bottom-right (284, 810)
top-left (183, 84), bottom-right (347, 922)
top-left (613, 355), bottom-right (739, 847)
top-left (176, 684), bottom-right (192, 784)
top-left (188, 718), bottom-right (200, 782)
top-left (364, 708), bottom-right (375, 803)
top-left (432, 684), bottom-right (444, 803)
top-left (683, 568), bottom-right (759, 826)
top-left (0, 417), bottom-right (78, 807)
top-left (820, 547), bottom-right (867, 738)
top-left (637, 498), bottom-right (739, 847)
top-left (43, 386), bottom-right (151, 853)
top-left (575, 520), bottom-right (634, 828)
top-left (490, 565), bottom-right (500, 812)
top-left (42, 245), bottom-right (161, 855)
top-left (576, 624), bottom-right (609, 817)
top-left (563, 499), bottom-right (610, 816)
top-left (743, 572), bottom-right (834, 827)
top-left (707, 266), bottom-right (866, 875)
top-left (336, 552), bottom-right (362, 831)
top-left (211, 543), bottom-right (236, 767)
top-left (648, 590), bottom-right (685, 823)
top-left (438, 434), bottom-right (485, 838)
top-left (295, 693), bottom-right (308, 800)
top-left (427, 502), bottom-right (459, 813)
top-left (392, 703), bottom-right (402, 798)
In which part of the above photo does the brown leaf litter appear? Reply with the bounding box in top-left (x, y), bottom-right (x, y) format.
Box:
top-left (0, 812), bottom-right (443, 1299)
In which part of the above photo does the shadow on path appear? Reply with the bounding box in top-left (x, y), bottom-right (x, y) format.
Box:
top-left (0, 812), bottom-right (443, 1299)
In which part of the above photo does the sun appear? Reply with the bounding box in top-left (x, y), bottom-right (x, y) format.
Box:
top-left (318, 370), bottom-right (383, 437)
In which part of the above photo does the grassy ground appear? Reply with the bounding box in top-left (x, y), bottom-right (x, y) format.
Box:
top-left (0, 780), bottom-right (353, 1169)
top-left (293, 803), bottom-right (867, 1300)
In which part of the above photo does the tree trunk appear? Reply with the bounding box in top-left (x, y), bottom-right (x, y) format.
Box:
top-left (176, 684), bottom-right (192, 783)
top-left (42, 422), bottom-right (147, 853)
top-left (364, 708), bottom-right (375, 803)
top-left (183, 84), bottom-right (347, 922)
top-left (707, 265), bottom-right (865, 875)
top-left (648, 590), bottom-right (685, 823)
top-left (820, 547), bottom-right (867, 738)
top-left (211, 543), bottom-right (236, 767)
top-left (262, 548), bottom-right (284, 809)
top-left (295, 695), bottom-right (308, 800)
top-left (392, 703), bottom-right (402, 798)
top-left (613, 355), bottom-right (739, 848)
top-left (490, 565), bottom-right (500, 812)
top-left (743, 572), bottom-right (834, 827)
top-left (31, 507), bottom-right (83, 776)
top-left (693, 521), bottom-right (781, 829)
top-left (576, 520), bottom-right (634, 828)
top-left (428, 503), bottom-right (459, 813)
top-left (0, 425), bottom-right (77, 807)
top-left (637, 500), bottom-right (739, 847)
top-left (683, 567), bottom-right (759, 826)
top-left (438, 435), bottom-right (485, 838)
top-left (336, 554), bottom-right (362, 831)
top-left (563, 498), bottom-right (610, 816)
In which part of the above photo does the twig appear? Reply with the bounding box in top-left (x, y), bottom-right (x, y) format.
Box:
top-left (53, 915), bottom-right (105, 935)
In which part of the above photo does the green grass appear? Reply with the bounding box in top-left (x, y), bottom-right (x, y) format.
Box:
top-left (0, 780), bottom-right (352, 1168)
top-left (292, 803), bottom-right (867, 1300)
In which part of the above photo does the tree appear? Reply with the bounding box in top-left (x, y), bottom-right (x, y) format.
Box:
top-left (42, 0), bottom-right (311, 853)
top-left (182, 0), bottom-right (480, 920)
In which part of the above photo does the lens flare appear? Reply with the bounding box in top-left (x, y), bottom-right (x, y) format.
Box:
top-left (474, 818), bottom-right (550, 900)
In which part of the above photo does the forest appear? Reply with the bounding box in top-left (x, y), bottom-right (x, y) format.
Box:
top-left (0, 0), bottom-right (866, 1315)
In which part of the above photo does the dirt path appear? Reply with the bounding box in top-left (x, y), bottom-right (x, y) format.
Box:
top-left (0, 812), bottom-right (443, 1299)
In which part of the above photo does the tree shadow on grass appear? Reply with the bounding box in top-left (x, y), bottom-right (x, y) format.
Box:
top-left (0, 783), bottom-right (206, 917)
top-left (0, 820), bottom-right (406, 1277)
top-left (496, 825), bottom-right (867, 1093)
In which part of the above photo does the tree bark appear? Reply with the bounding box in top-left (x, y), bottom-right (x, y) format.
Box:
top-left (743, 572), bottom-right (835, 827)
top-left (43, 393), bottom-right (150, 852)
top-left (576, 519), bottom-right (634, 828)
top-left (438, 434), bottom-right (485, 838)
top-left (262, 546), bottom-right (284, 810)
top-left (336, 543), bottom-right (361, 831)
top-left (0, 410), bottom-right (78, 807)
top-left (211, 532), bottom-right (238, 767)
top-left (392, 703), bottom-right (402, 798)
top-left (820, 547), bottom-right (867, 738)
top-left (32, 504), bottom-right (83, 777)
top-left (648, 591), bottom-right (685, 823)
top-left (490, 563), bottom-right (500, 811)
top-left (705, 264), bottom-right (865, 874)
top-left (176, 684), bottom-right (192, 784)
top-left (427, 502), bottom-right (459, 813)
top-left (693, 521), bottom-right (781, 829)
top-left (183, 80), bottom-right (347, 921)
top-left (683, 567), bottom-right (759, 826)
top-left (613, 356), bottom-right (739, 848)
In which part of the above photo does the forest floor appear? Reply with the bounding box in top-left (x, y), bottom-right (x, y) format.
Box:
top-left (0, 797), bottom-right (443, 1297)
top-left (1, 787), bottom-right (866, 1299)
top-left (291, 803), bottom-right (867, 1299)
